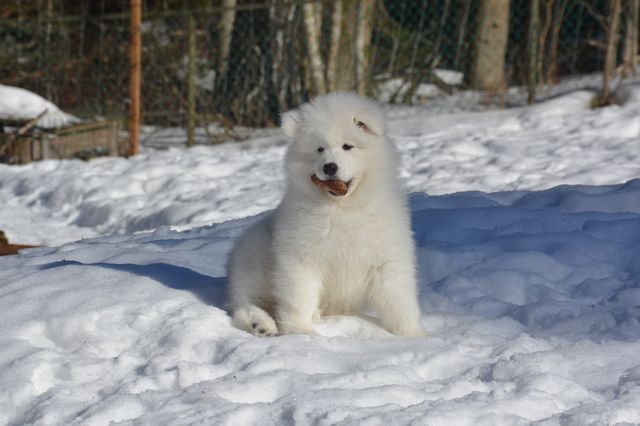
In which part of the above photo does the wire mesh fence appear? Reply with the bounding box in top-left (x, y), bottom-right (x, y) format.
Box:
top-left (0, 0), bottom-right (634, 137)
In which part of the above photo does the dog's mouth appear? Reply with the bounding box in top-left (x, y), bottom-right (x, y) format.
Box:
top-left (311, 174), bottom-right (352, 197)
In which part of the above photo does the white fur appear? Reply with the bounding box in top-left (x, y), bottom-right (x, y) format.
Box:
top-left (227, 92), bottom-right (425, 337)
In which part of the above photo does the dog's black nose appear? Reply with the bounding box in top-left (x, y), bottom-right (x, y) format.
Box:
top-left (323, 162), bottom-right (338, 176)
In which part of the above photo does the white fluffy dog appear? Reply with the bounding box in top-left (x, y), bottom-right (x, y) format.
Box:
top-left (227, 92), bottom-right (425, 337)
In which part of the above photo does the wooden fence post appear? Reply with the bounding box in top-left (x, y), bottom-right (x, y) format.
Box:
top-left (129, 0), bottom-right (141, 156)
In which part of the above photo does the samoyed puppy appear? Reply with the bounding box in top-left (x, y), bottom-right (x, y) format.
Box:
top-left (227, 92), bottom-right (425, 337)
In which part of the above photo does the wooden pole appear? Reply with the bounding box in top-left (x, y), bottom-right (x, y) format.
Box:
top-left (129, 0), bottom-right (141, 156)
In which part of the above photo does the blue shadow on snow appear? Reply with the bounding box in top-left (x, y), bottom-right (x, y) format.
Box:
top-left (39, 260), bottom-right (228, 308)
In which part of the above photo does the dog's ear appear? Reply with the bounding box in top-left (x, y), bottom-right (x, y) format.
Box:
top-left (281, 109), bottom-right (302, 138)
top-left (353, 116), bottom-right (376, 136)
top-left (352, 111), bottom-right (384, 137)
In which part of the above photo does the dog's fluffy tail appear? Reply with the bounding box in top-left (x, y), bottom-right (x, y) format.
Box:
top-left (232, 305), bottom-right (278, 337)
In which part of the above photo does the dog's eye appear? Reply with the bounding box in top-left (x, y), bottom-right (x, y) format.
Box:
top-left (342, 144), bottom-right (354, 151)
top-left (317, 147), bottom-right (325, 153)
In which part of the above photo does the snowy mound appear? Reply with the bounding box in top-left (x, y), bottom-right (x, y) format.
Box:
top-left (377, 69), bottom-right (464, 103)
top-left (1, 180), bottom-right (640, 425)
top-left (0, 84), bottom-right (80, 129)
top-left (1, 86), bottom-right (640, 247)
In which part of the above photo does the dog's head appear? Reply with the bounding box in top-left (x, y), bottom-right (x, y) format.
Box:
top-left (281, 92), bottom-right (394, 200)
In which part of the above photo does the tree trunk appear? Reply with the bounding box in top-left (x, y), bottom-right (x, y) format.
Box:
top-left (470, 0), bottom-right (511, 92)
top-left (546, 0), bottom-right (568, 84)
top-left (454, 0), bottom-right (472, 70)
top-left (355, 0), bottom-right (375, 95)
top-left (527, 0), bottom-right (540, 104)
top-left (622, 0), bottom-right (639, 77)
top-left (596, 0), bottom-right (622, 105)
top-left (537, 0), bottom-right (553, 85)
top-left (45, 0), bottom-right (54, 100)
top-left (187, 14), bottom-right (196, 147)
top-left (268, 0), bottom-right (290, 110)
top-left (302, 1), bottom-right (326, 95)
top-left (327, 0), bottom-right (343, 91)
top-left (386, 1), bottom-right (407, 76)
top-left (334, 1), bottom-right (358, 91)
top-left (218, 0), bottom-right (237, 84)
top-left (332, 0), bottom-right (375, 92)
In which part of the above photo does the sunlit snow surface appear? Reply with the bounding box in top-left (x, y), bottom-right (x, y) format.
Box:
top-left (0, 86), bottom-right (639, 246)
top-left (1, 84), bottom-right (640, 425)
top-left (2, 181), bottom-right (640, 425)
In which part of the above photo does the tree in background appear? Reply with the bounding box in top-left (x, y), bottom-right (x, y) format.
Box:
top-left (527, 0), bottom-right (540, 104)
top-left (332, 1), bottom-right (359, 91)
top-left (3, 0), bottom-right (633, 129)
top-left (593, 0), bottom-right (622, 107)
top-left (217, 0), bottom-right (237, 88)
top-left (302, 1), bottom-right (326, 95)
top-left (470, 0), bottom-right (510, 92)
top-left (326, 0), bottom-right (343, 92)
top-left (301, 0), bottom-right (375, 95)
top-left (355, 0), bottom-right (375, 95)
top-left (539, 0), bottom-right (569, 86)
top-left (622, 0), bottom-right (639, 77)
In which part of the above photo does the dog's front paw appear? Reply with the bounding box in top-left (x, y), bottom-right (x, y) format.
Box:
top-left (249, 316), bottom-right (278, 337)
top-left (232, 305), bottom-right (278, 337)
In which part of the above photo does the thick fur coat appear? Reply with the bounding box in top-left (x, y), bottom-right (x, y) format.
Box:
top-left (227, 93), bottom-right (425, 337)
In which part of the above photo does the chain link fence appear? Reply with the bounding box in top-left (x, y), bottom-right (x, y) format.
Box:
top-left (0, 0), bottom-right (631, 140)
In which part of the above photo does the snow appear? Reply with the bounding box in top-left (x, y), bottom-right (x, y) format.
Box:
top-left (376, 69), bottom-right (465, 104)
top-left (1, 84), bottom-right (639, 246)
top-left (0, 84), bottom-right (80, 129)
top-left (2, 181), bottom-right (640, 425)
top-left (0, 82), bottom-right (640, 425)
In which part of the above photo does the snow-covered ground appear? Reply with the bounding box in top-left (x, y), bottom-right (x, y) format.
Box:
top-left (0, 82), bottom-right (640, 425)
top-left (1, 84), bottom-right (639, 246)
top-left (2, 181), bottom-right (640, 425)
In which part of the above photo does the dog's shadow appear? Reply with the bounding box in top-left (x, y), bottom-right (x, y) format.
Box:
top-left (39, 261), bottom-right (396, 338)
top-left (39, 260), bottom-right (228, 308)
